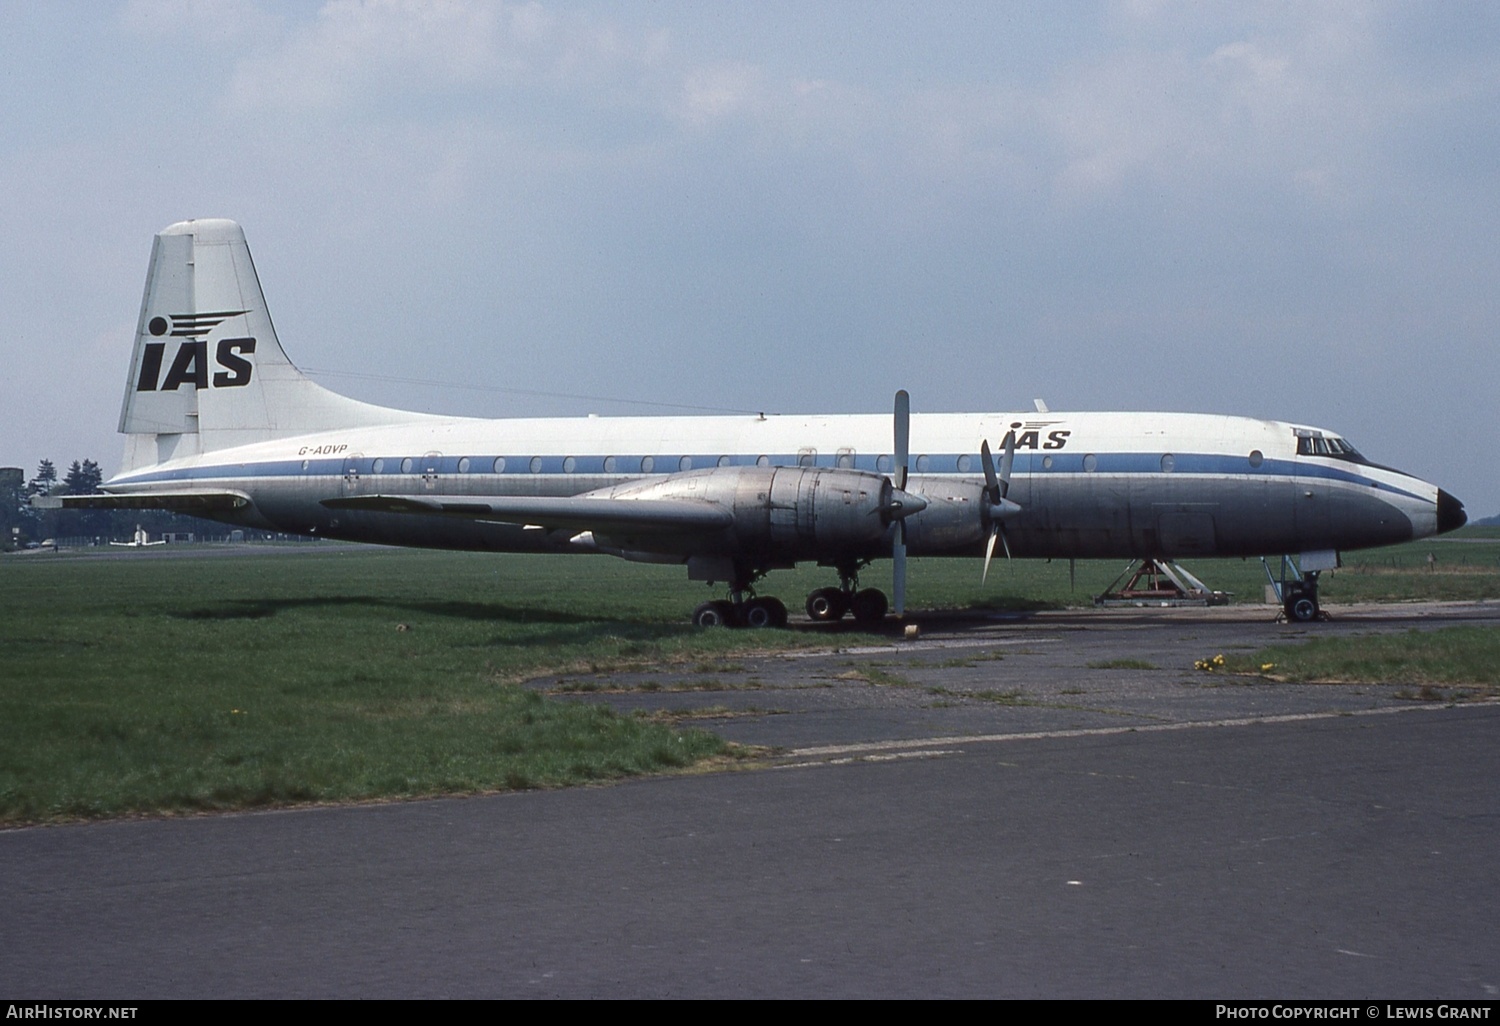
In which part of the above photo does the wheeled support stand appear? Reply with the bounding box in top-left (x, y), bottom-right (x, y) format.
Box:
top-left (1095, 558), bottom-right (1230, 607)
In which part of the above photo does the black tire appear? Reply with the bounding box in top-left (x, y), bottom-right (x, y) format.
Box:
top-left (1286, 595), bottom-right (1319, 622)
top-left (806, 588), bottom-right (849, 622)
top-left (764, 597), bottom-right (789, 628)
top-left (692, 600), bottom-right (737, 627)
top-left (743, 597), bottom-right (785, 629)
top-left (850, 588), bottom-right (889, 624)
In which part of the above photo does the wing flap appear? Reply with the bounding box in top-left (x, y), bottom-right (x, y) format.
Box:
top-left (321, 494), bottom-right (733, 535)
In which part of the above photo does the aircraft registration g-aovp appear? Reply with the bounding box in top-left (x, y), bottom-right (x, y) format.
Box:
top-left (47, 219), bottom-right (1467, 626)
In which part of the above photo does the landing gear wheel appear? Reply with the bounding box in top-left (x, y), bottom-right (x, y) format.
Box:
top-left (1285, 595), bottom-right (1319, 623)
top-left (850, 588), bottom-right (889, 624)
top-left (692, 600), bottom-right (737, 627)
top-left (806, 587), bottom-right (849, 622)
top-left (743, 597), bottom-right (788, 629)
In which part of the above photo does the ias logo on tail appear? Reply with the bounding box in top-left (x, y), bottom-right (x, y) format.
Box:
top-left (136, 311), bottom-right (256, 391)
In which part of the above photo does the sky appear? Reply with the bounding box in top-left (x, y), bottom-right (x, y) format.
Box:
top-left (2, 0), bottom-right (1496, 516)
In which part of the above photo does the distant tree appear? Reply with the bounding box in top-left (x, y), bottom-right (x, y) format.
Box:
top-left (21, 458), bottom-right (115, 541)
top-left (29, 459), bottom-right (57, 497)
top-left (61, 459), bottom-right (102, 496)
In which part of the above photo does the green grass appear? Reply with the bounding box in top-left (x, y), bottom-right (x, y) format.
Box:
top-left (1224, 626), bottom-right (1500, 687)
top-left (3, 529), bottom-right (1494, 824)
top-left (0, 547), bottom-right (834, 824)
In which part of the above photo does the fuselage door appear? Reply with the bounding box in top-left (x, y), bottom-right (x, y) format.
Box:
top-left (342, 454), bottom-right (364, 497)
top-left (421, 452), bottom-right (442, 493)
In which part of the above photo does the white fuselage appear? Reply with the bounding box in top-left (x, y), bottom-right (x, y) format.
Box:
top-left (106, 407), bottom-right (1444, 562)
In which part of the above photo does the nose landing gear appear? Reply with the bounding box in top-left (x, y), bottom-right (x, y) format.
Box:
top-left (1264, 555), bottom-right (1331, 623)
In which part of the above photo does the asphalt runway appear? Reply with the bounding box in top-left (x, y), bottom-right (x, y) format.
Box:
top-left (4, 601), bottom-right (1498, 998)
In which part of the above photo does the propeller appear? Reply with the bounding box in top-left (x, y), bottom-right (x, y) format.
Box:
top-left (891, 390), bottom-right (912, 615)
top-left (980, 430), bottom-right (1023, 584)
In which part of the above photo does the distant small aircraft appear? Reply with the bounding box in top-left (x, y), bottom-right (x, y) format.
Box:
top-left (109, 525), bottom-right (166, 548)
top-left (41, 219), bottom-right (1466, 625)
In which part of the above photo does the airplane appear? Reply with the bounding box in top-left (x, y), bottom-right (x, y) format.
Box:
top-left (39, 218), bottom-right (1467, 626)
top-left (108, 524), bottom-right (167, 548)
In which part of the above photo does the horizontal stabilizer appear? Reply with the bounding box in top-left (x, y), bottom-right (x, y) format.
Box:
top-left (31, 491), bottom-right (252, 512)
top-left (322, 494), bottom-right (734, 534)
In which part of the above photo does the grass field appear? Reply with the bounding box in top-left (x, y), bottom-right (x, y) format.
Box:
top-left (2, 529), bottom-right (1497, 824)
top-left (1222, 626), bottom-right (1500, 692)
top-left (0, 548), bottom-right (801, 824)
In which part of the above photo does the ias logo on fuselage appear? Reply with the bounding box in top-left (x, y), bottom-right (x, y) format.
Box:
top-left (1007, 420), bottom-right (1071, 450)
top-left (136, 310), bottom-right (255, 391)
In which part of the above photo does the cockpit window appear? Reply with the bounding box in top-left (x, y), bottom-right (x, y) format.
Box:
top-left (1327, 437), bottom-right (1364, 460)
top-left (1295, 431), bottom-right (1367, 463)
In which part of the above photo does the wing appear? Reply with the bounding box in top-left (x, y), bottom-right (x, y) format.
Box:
top-left (320, 494), bottom-right (734, 536)
top-left (32, 491), bottom-right (253, 512)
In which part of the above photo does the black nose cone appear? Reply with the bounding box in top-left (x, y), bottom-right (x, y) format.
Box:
top-left (1437, 489), bottom-right (1467, 534)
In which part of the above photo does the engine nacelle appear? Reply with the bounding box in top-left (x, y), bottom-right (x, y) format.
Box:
top-left (586, 465), bottom-right (899, 563)
top-left (900, 477), bottom-right (991, 555)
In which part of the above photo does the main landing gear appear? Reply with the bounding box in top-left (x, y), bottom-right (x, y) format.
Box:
top-left (691, 562), bottom-right (892, 628)
top-left (691, 596), bottom-right (788, 629)
top-left (691, 564), bottom-right (790, 628)
top-left (806, 562), bottom-right (890, 626)
top-left (805, 586), bottom-right (889, 625)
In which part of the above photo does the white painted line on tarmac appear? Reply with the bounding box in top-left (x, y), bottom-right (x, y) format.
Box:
top-left (783, 636), bottom-right (1056, 658)
top-left (785, 701), bottom-right (1481, 760)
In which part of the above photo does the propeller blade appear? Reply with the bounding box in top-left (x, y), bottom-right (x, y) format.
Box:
top-left (893, 390), bottom-right (910, 492)
top-left (978, 432), bottom-right (1020, 584)
top-left (892, 525), bottom-right (907, 616)
top-left (980, 439), bottom-right (999, 504)
top-left (997, 430), bottom-right (1015, 500)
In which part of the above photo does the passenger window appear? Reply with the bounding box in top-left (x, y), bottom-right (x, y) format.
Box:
top-left (956, 454), bottom-right (972, 473)
top-left (876, 454), bottom-right (892, 473)
top-left (718, 455), bottom-right (731, 468)
top-left (641, 456), bottom-right (655, 473)
top-left (756, 455), bottom-right (770, 468)
top-left (915, 455), bottom-right (930, 472)
top-left (458, 457), bottom-right (471, 473)
top-left (1160, 454), bottom-right (1175, 473)
top-left (563, 457), bottom-right (577, 473)
top-left (492, 457), bottom-right (506, 473)
top-left (679, 456), bottom-right (693, 471)
top-left (603, 456), bottom-right (617, 473)
top-left (1083, 454), bottom-right (1098, 472)
top-left (529, 456), bottom-right (542, 474)
top-left (372, 458), bottom-right (385, 473)
top-left (1248, 450), bottom-right (1264, 468)
top-left (401, 457), bottom-right (414, 474)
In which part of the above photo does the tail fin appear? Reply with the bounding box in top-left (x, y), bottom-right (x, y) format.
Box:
top-left (120, 219), bottom-right (423, 470)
